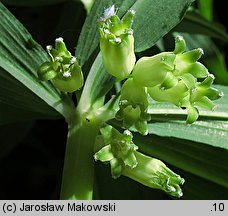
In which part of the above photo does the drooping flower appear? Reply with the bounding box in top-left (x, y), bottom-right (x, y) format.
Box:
top-left (94, 125), bottom-right (185, 197)
top-left (133, 35), bottom-right (223, 123)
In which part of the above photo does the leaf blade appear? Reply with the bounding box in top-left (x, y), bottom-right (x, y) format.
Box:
top-left (147, 119), bottom-right (228, 150)
top-left (0, 3), bottom-right (74, 122)
top-left (175, 11), bottom-right (228, 43)
top-left (133, 0), bottom-right (194, 52)
top-left (134, 134), bottom-right (228, 189)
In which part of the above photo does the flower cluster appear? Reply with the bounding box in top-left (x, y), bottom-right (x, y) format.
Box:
top-left (98, 6), bottom-right (222, 128)
top-left (135, 36), bottom-right (223, 123)
top-left (38, 5), bottom-right (224, 199)
top-left (95, 6), bottom-right (223, 198)
top-left (94, 125), bottom-right (184, 198)
top-left (37, 37), bottom-right (84, 93)
top-left (115, 78), bottom-right (151, 135)
top-left (94, 125), bottom-right (138, 179)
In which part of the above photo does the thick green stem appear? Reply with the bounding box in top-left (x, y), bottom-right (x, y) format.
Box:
top-left (60, 111), bottom-right (101, 200)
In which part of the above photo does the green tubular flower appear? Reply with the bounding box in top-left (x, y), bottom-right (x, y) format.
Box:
top-left (133, 52), bottom-right (176, 88)
top-left (173, 36), bottom-right (208, 78)
top-left (94, 125), bottom-right (184, 198)
top-left (185, 74), bottom-right (223, 123)
top-left (148, 80), bottom-right (189, 106)
top-left (37, 37), bottom-right (84, 93)
top-left (132, 35), bottom-right (208, 89)
top-left (98, 5), bottom-right (136, 80)
top-left (115, 78), bottom-right (151, 135)
top-left (94, 125), bottom-right (138, 178)
top-left (52, 60), bottom-right (84, 93)
top-left (133, 35), bottom-right (223, 124)
top-left (148, 74), bottom-right (223, 124)
top-left (190, 74), bottom-right (222, 103)
top-left (122, 151), bottom-right (185, 198)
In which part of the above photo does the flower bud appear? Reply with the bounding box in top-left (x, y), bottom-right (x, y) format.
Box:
top-left (148, 74), bottom-right (223, 124)
top-left (116, 78), bottom-right (150, 135)
top-left (173, 35), bottom-right (186, 54)
top-left (37, 61), bottom-right (59, 81)
top-left (122, 151), bottom-right (185, 198)
top-left (98, 6), bottom-right (136, 80)
top-left (37, 38), bottom-right (84, 92)
top-left (116, 104), bottom-right (150, 135)
top-left (133, 36), bottom-right (208, 91)
top-left (120, 78), bottom-right (148, 108)
top-left (94, 125), bottom-right (138, 178)
top-left (172, 36), bottom-right (208, 79)
top-left (94, 125), bottom-right (184, 197)
top-left (191, 74), bottom-right (223, 102)
top-left (186, 104), bottom-right (199, 124)
top-left (187, 74), bottom-right (223, 113)
top-left (132, 52), bottom-right (176, 87)
top-left (52, 61), bottom-right (84, 93)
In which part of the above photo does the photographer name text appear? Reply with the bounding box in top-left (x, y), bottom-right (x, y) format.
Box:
top-left (2, 202), bottom-right (116, 213)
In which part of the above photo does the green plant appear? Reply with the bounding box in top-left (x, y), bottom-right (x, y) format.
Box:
top-left (0, 0), bottom-right (228, 200)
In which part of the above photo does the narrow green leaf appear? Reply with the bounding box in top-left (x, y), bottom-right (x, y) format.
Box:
top-left (0, 67), bottom-right (60, 124)
top-left (147, 119), bottom-right (228, 150)
top-left (0, 3), bottom-right (74, 122)
top-left (132, 0), bottom-right (194, 52)
top-left (134, 134), bottom-right (228, 188)
top-left (175, 11), bottom-right (228, 43)
top-left (198, 0), bottom-right (213, 21)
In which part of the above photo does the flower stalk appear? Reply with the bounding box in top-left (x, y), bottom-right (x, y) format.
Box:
top-left (60, 110), bottom-right (102, 200)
